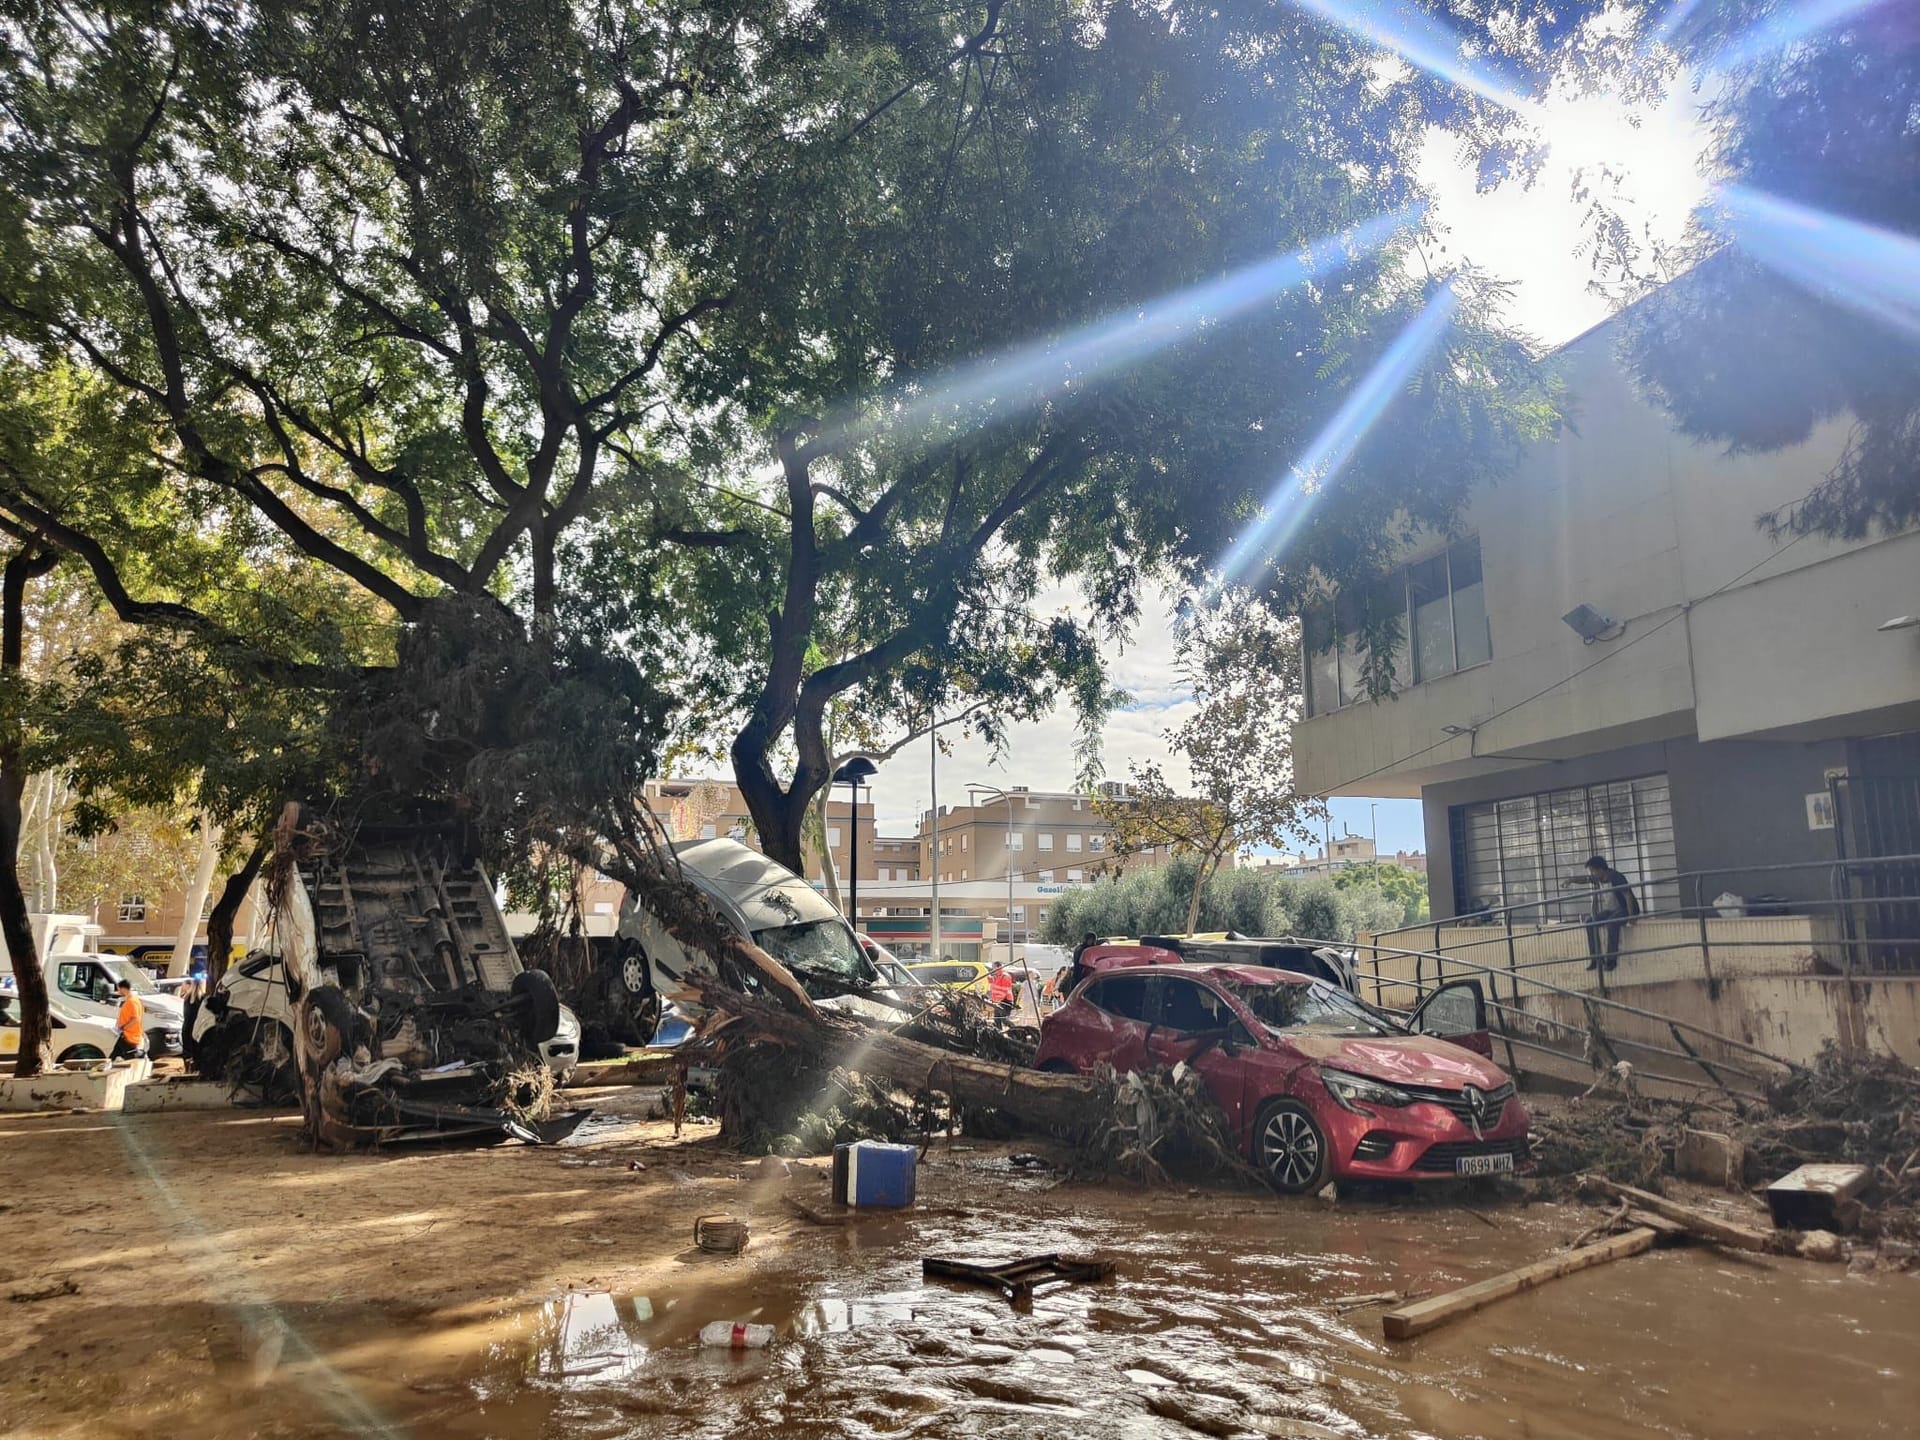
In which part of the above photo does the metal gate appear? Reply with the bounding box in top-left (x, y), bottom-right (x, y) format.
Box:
top-left (1831, 774), bottom-right (1920, 972)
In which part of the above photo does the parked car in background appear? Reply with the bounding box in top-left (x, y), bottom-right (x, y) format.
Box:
top-left (1033, 962), bottom-right (1530, 1193)
top-left (904, 959), bottom-right (990, 994)
top-left (0, 914), bottom-right (186, 1057)
top-left (0, 991), bottom-right (128, 1067)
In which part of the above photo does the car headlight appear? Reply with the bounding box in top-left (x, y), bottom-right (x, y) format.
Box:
top-left (1320, 1068), bottom-right (1415, 1115)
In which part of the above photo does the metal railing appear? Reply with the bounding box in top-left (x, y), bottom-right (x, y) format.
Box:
top-left (1368, 853), bottom-right (1920, 990)
top-left (1348, 932), bottom-right (1806, 1104)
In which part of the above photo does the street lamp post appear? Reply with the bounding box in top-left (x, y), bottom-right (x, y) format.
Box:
top-left (967, 783), bottom-right (1017, 969)
top-left (929, 731), bottom-right (941, 961)
top-left (1369, 802), bottom-right (1379, 898)
top-left (833, 756), bottom-right (878, 932)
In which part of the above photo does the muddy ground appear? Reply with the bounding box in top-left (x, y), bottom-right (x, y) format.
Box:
top-left (1, 1088), bottom-right (1916, 1440)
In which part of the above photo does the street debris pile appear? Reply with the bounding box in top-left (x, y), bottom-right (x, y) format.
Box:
top-left (1748, 1048), bottom-right (1920, 1227)
top-left (1527, 1047), bottom-right (1920, 1239)
top-left (715, 1038), bottom-right (919, 1156)
top-left (1068, 1065), bottom-right (1265, 1187)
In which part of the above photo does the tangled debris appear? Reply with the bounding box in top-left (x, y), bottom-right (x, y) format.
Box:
top-left (894, 991), bottom-right (1039, 1069)
top-left (1531, 1047), bottom-right (1920, 1241)
top-left (1069, 1065), bottom-right (1266, 1188)
top-left (714, 1036), bottom-right (921, 1156)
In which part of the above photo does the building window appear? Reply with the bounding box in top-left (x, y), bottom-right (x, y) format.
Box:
top-left (1038, 870), bottom-right (1054, 883)
top-left (960, 834), bottom-right (969, 851)
top-left (1013, 906), bottom-right (1026, 923)
top-left (1039, 908), bottom-right (1049, 923)
top-left (700, 823), bottom-right (718, 839)
top-left (1067, 834), bottom-right (1083, 852)
top-left (1089, 834), bottom-right (1106, 853)
top-left (118, 895), bottom-right (147, 923)
top-left (1008, 832), bottom-right (1024, 851)
top-left (1067, 869), bottom-right (1082, 881)
top-left (827, 827), bottom-right (842, 848)
top-left (1451, 774), bottom-right (1677, 922)
top-left (1305, 536), bottom-right (1490, 716)
top-left (1038, 834), bottom-right (1054, 852)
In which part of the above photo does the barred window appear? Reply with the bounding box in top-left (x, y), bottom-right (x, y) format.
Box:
top-left (1451, 775), bottom-right (1676, 922)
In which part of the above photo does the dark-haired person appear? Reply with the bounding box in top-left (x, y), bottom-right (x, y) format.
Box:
top-left (110, 978), bottom-right (148, 1060)
top-left (1584, 855), bottom-right (1641, 973)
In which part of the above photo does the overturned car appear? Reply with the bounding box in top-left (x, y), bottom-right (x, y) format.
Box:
top-left (258, 812), bottom-right (584, 1148)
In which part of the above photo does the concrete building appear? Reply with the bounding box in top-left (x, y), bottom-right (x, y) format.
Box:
top-left (1292, 313), bottom-right (1920, 1065)
top-left (95, 888), bottom-right (264, 966)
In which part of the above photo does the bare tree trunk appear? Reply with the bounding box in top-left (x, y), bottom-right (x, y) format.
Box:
top-left (169, 815), bottom-right (222, 976)
top-left (1, 544), bottom-right (57, 1074)
top-left (205, 838), bottom-right (268, 985)
top-left (0, 768), bottom-right (51, 1074)
top-left (812, 779), bottom-right (842, 910)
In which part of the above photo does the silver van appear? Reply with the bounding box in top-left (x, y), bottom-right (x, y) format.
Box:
top-left (617, 839), bottom-right (894, 1020)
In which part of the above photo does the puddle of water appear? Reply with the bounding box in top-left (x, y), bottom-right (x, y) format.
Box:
top-left (332, 1193), bottom-right (1920, 1440)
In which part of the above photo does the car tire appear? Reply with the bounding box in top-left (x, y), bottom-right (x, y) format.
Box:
top-left (301, 986), bottom-right (358, 1069)
top-left (1254, 1099), bottom-right (1331, 1195)
top-left (57, 1044), bottom-right (106, 1065)
top-left (513, 969), bottom-right (561, 1046)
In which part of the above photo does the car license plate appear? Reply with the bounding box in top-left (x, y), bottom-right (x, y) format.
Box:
top-left (1456, 1153), bottom-right (1514, 1177)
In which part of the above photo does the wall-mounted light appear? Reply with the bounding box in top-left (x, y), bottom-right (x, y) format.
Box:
top-left (1562, 603), bottom-right (1624, 643)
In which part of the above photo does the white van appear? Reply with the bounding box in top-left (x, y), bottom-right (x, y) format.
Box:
top-left (0, 990), bottom-right (126, 1066)
top-left (618, 839), bottom-right (897, 1021)
top-left (0, 914), bottom-right (185, 1056)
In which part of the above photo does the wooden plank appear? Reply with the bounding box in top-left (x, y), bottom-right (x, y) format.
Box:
top-left (1625, 1209), bottom-right (1690, 1239)
top-left (1592, 1178), bottom-right (1779, 1254)
top-left (1382, 1228), bottom-right (1658, 1340)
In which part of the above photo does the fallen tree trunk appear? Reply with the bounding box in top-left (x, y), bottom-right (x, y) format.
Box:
top-left (861, 1029), bottom-right (1102, 1135)
top-left (692, 988), bottom-right (1104, 1139)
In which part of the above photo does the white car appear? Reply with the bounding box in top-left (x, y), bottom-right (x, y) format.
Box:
top-left (0, 989), bottom-right (126, 1067)
top-left (194, 952), bottom-right (582, 1095)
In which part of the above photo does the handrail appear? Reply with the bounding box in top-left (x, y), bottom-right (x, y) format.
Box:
top-left (1350, 934), bottom-right (1806, 1075)
top-left (1373, 850), bottom-right (1920, 943)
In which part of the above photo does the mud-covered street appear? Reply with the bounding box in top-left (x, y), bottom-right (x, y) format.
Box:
top-left (3, 1090), bottom-right (1916, 1440)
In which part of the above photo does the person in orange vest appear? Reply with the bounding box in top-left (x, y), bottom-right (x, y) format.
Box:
top-left (986, 960), bottom-right (1014, 1020)
top-left (111, 978), bottom-right (147, 1060)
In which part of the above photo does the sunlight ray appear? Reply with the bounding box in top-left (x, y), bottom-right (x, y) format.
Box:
top-left (1281, 0), bottom-right (1535, 114)
top-left (1711, 184), bottom-right (1920, 339)
top-left (811, 206), bottom-right (1425, 457)
top-left (1214, 284), bottom-right (1462, 588)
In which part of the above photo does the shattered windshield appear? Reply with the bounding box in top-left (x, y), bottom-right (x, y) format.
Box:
top-left (1215, 978), bottom-right (1387, 1037)
top-left (754, 921), bottom-right (871, 984)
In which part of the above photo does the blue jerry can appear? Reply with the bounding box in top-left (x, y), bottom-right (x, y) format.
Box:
top-left (831, 1140), bottom-right (919, 1208)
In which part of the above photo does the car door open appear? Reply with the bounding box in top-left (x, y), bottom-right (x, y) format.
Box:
top-left (1410, 979), bottom-right (1492, 1058)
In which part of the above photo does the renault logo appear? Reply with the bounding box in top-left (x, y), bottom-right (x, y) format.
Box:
top-left (1463, 1085), bottom-right (1489, 1139)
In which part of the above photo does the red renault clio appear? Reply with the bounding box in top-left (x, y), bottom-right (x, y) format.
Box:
top-left (1032, 962), bottom-right (1532, 1192)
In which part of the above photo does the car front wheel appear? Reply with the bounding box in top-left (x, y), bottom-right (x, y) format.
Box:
top-left (1255, 1099), bottom-right (1330, 1195)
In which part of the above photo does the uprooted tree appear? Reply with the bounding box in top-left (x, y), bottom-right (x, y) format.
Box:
top-left (0, 0), bottom-right (1553, 816)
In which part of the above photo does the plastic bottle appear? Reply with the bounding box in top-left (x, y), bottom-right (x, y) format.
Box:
top-left (699, 1321), bottom-right (776, 1349)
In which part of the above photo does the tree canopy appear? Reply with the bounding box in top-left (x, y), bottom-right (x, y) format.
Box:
top-left (0, 0), bottom-right (1560, 879)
